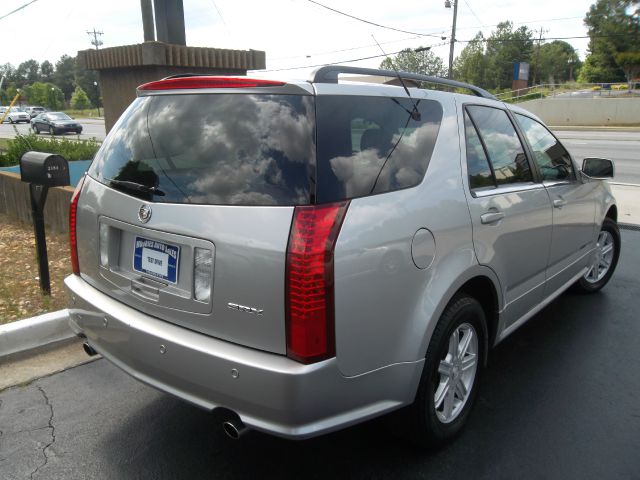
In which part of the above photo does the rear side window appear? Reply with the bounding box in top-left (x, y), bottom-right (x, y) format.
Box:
top-left (89, 94), bottom-right (315, 206)
top-left (315, 96), bottom-right (443, 203)
top-left (466, 105), bottom-right (532, 186)
top-left (514, 113), bottom-right (575, 182)
top-left (463, 111), bottom-right (495, 190)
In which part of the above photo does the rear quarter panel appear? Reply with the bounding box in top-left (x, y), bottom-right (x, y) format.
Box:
top-left (333, 96), bottom-right (489, 377)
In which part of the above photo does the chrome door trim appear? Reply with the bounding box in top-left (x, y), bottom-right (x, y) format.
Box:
top-left (472, 183), bottom-right (544, 198)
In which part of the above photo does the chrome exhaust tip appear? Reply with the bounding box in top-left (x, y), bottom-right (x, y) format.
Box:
top-left (222, 418), bottom-right (247, 440)
top-left (82, 342), bottom-right (98, 357)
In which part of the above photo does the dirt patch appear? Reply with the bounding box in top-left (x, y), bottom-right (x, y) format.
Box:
top-left (0, 213), bottom-right (70, 324)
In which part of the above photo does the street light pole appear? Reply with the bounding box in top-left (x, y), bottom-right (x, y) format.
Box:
top-left (445, 0), bottom-right (459, 79)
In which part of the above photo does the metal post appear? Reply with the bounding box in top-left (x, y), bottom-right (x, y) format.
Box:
top-left (29, 184), bottom-right (51, 295)
top-left (141, 0), bottom-right (155, 42)
top-left (448, 0), bottom-right (459, 79)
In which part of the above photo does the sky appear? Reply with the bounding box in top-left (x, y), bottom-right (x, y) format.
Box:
top-left (0, 0), bottom-right (596, 79)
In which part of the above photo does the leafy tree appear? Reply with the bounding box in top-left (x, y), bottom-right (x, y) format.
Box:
top-left (23, 82), bottom-right (64, 109)
top-left (484, 22), bottom-right (534, 90)
top-left (380, 47), bottom-right (448, 77)
top-left (71, 86), bottom-right (91, 110)
top-left (454, 32), bottom-right (488, 87)
top-left (40, 60), bottom-right (54, 83)
top-left (534, 41), bottom-right (581, 84)
top-left (581, 0), bottom-right (640, 82)
top-left (615, 51), bottom-right (640, 85)
top-left (53, 54), bottom-right (76, 100)
top-left (74, 65), bottom-right (101, 108)
top-left (14, 60), bottom-right (40, 88)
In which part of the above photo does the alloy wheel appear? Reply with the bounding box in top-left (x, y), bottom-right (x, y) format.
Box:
top-left (584, 230), bottom-right (615, 284)
top-left (434, 322), bottom-right (478, 424)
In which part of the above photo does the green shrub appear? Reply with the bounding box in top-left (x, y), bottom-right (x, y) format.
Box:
top-left (0, 134), bottom-right (100, 167)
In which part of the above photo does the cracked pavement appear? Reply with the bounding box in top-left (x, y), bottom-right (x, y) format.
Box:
top-left (0, 230), bottom-right (639, 480)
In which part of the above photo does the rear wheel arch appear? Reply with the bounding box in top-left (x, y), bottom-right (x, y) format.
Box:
top-left (458, 276), bottom-right (499, 356)
top-left (605, 204), bottom-right (617, 223)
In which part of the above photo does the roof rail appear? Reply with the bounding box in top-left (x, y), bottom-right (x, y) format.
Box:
top-left (309, 66), bottom-right (495, 99)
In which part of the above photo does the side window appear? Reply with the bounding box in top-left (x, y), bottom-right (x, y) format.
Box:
top-left (515, 114), bottom-right (576, 182)
top-left (466, 106), bottom-right (532, 186)
top-left (464, 111), bottom-right (495, 190)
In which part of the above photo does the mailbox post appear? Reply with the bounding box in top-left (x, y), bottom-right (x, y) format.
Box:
top-left (20, 152), bottom-right (70, 295)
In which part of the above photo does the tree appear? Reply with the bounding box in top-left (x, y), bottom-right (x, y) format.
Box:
top-left (534, 41), bottom-right (581, 84)
top-left (53, 54), bottom-right (76, 100)
top-left (40, 60), bottom-right (54, 83)
top-left (380, 47), bottom-right (448, 77)
top-left (71, 86), bottom-right (91, 110)
top-left (484, 22), bottom-right (534, 90)
top-left (615, 51), bottom-right (640, 86)
top-left (14, 59), bottom-right (40, 88)
top-left (454, 32), bottom-right (488, 87)
top-left (23, 82), bottom-right (64, 109)
top-left (74, 64), bottom-right (101, 108)
top-left (581, 0), bottom-right (640, 83)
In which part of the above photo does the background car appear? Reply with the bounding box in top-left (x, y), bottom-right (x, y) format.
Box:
top-left (31, 111), bottom-right (83, 135)
top-left (26, 106), bottom-right (46, 118)
top-left (1, 107), bottom-right (30, 123)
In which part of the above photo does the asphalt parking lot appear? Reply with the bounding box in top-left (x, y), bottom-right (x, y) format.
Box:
top-left (1, 228), bottom-right (638, 479)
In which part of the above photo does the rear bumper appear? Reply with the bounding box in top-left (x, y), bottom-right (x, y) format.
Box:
top-left (64, 275), bottom-right (423, 439)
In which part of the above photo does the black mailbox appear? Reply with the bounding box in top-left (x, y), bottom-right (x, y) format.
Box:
top-left (20, 151), bottom-right (70, 187)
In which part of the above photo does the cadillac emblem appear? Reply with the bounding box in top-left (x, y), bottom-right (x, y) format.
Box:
top-left (138, 204), bottom-right (152, 223)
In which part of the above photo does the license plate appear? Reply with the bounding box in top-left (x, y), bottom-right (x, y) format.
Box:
top-left (133, 236), bottom-right (180, 284)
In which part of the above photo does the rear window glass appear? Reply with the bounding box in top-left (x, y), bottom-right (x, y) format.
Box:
top-left (89, 93), bottom-right (442, 206)
top-left (315, 96), bottom-right (443, 203)
top-left (89, 94), bottom-right (315, 206)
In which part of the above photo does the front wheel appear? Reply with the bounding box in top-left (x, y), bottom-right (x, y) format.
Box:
top-left (49, 126), bottom-right (55, 136)
top-left (32, 125), bottom-right (39, 134)
top-left (406, 294), bottom-right (487, 448)
top-left (573, 217), bottom-right (620, 293)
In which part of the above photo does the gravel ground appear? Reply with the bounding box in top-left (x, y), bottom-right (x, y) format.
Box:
top-left (0, 213), bottom-right (69, 324)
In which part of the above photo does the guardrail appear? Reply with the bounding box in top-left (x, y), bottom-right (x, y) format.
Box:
top-left (495, 82), bottom-right (640, 102)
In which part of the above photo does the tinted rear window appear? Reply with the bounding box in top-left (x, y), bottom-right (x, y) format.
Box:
top-left (89, 94), bottom-right (315, 205)
top-left (89, 93), bottom-right (442, 206)
top-left (315, 96), bottom-right (442, 203)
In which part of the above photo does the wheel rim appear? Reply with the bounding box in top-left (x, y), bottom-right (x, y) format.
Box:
top-left (584, 230), bottom-right (615, 284)
top-left (434, 322), bottom-right (478, 424)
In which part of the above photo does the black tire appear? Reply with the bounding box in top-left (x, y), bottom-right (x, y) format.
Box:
top-left (9, 117), bottom-right (14, 124)
top-left (405, 294), bottom-right (487, 448)
top-left (32, 125), bottom-right (39, 134)
top-left (572, 217), bottom-right (620, 293)
top-left (49, 126), bottom-right (55, 136)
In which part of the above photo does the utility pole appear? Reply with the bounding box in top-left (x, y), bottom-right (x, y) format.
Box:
top-left (532, 27), bottom-right (548, 86)
top-left (445, 0), bottom-right (459, 79)
top-left (86, 28), bottom-right (104, 50)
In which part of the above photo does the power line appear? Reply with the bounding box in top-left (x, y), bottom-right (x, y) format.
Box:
top-left (262, 41), bottom-right (449, 72)
top-left (305, 0), bottom-right (447, 39)
top-left (86, 28), bottom-right (104, 49)
top-left (0, 0), bottom-right (39, 22)
top-left (461, 0), bottom-right (485, 28)
top-left (457, 32), bottom-right (639, 43)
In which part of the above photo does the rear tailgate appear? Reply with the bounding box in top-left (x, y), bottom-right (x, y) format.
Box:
top-left (75, 87), bottom-right (316, 355)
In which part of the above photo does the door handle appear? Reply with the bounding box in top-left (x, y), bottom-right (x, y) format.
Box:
top-left (553, 198), bottom-right (567, 208)
top-left (480, 211), bottom-right (505, 224)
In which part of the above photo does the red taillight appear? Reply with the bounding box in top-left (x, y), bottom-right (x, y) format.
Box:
top-left (69, 175), bottom-right (85, 275)
top-left (138, 77), bottom-right (285, 91)
top-left (285, 202), bottom-right (349, 364)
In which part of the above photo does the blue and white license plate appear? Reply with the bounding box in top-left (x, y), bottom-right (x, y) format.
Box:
top-left (133, 236), bottom-right (180, 284)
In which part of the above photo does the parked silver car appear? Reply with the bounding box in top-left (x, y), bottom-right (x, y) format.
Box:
top-left (65, 67), bottom-right (619, 447)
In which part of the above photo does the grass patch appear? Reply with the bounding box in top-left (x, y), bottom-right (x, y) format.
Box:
top-left (62, 108), bottom-right (102, 118)
top-left (0, 133), bottom-right (100, 167)
top-left (0, 213), bottom-right (70, 324)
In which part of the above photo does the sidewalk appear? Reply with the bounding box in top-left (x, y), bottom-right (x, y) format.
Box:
top-left (610, 183), bottom-right (640, 226)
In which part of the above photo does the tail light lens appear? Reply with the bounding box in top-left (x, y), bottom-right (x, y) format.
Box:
top-left (285, 201), bottom-right (349, 364)
top-left (69, 175), bottom-right (86, 275)
top-left (138, 77), bottom-right (285, 91)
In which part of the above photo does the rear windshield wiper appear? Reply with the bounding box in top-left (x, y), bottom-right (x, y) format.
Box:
top-left (106, 178), bottom-right (166, 197)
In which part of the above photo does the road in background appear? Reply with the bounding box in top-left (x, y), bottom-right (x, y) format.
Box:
top-left (554, 130), bottom-right (640, 185)
top-left (0, 119), bottom-right (106, 142)
top-left (2, 229), bottom-right (639, 480)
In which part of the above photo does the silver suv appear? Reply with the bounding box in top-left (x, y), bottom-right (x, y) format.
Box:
top-left (65, 66), bottom-right (619, 447)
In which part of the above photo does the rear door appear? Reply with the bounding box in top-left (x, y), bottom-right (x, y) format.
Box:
top-left (461, 104), bottom-right (553, 330)
top-left (76, 90), bottom-right (316, 355)
top-left (514, 113), bottom-right (597, 293)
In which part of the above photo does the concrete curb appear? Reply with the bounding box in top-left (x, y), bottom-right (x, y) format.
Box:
top-left (0, 309), bottom-right (73, 358)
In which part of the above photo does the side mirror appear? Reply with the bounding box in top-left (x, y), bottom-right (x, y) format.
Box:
top-left (582, 157), bottom-right (614, 179)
